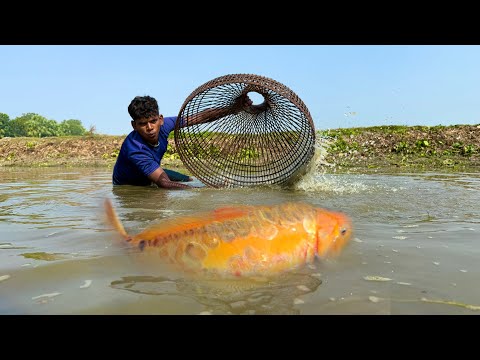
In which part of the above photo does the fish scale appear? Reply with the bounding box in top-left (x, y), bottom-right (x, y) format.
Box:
top-left (104, 199), bottom-right (352, 277)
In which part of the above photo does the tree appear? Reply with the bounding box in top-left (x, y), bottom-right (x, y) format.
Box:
top-left (4, 113), bottom-right (88, 137)
top-left (9, 113), bottom-right (59, 137)
top-left (59, 119), bottom-right (87, 136)
top-left (0, 113), bottom-right (10, 138)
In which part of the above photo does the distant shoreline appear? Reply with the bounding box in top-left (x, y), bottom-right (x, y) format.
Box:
top-left (1, 124), bottom-right (479, 173)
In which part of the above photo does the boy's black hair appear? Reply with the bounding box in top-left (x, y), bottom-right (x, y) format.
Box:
top-left (128, 96), bottom-right (159, 121)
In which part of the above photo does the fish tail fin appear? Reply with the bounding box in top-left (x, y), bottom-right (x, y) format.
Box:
top-left (104, 198), bottom-right (129, 239)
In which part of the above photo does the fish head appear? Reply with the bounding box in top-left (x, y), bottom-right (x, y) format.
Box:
top-left (315, 209), bottom-right (353, 258)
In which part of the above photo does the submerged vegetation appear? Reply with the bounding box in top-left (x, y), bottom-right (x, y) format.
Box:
top-left (0, 124), bottom-right (479, 172)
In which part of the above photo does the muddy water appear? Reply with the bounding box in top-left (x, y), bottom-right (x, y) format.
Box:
top-left (0, 167), bottom-right (479, 314)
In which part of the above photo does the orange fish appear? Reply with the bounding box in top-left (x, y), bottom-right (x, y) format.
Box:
top-left (104, 199), bottom-right (352, 278)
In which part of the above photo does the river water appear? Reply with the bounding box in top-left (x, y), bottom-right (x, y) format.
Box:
top-left (0, 167), bottom-right (479, 315)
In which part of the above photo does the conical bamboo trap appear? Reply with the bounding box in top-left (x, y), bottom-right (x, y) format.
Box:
top-left (174, 74), bottom-right (316, 188)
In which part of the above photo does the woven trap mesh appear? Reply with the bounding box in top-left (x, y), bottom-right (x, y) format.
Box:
top-left (174, 74), bottom-right (316, 188)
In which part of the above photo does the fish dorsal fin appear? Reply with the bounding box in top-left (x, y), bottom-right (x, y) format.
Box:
top-left (212, 205), bottom-right (253, 220)
top-left (135, 204), bottom-right (254, 240)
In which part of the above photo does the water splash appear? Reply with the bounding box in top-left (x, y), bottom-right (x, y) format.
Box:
top-left (305, 135), bottom-right (334, 171)
top-left (296, 174), bottom-right (371, 194)
top-left (292, 136), bottom-right (369, 194)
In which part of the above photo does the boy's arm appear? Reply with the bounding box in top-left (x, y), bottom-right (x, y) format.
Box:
top-left (148, 168), bottom-right (195, 189)
top-left (184, 93), bottom-right (256, 126)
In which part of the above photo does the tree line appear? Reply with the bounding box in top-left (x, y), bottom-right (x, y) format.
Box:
top-left (0, 112), bottom-right (88, 138)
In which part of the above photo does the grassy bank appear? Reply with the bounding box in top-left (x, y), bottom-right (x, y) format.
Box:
top-left (318, 124), bottom-right (480, 172)
top-left (0, 124), bottom-right (479, 173)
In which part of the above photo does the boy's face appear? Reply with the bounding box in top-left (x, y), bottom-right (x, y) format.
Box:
top-left (131, 114), bottom-right (164, 145)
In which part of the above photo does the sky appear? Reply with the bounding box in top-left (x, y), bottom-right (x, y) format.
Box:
top-left (1, 45), bottom-right (479, 136)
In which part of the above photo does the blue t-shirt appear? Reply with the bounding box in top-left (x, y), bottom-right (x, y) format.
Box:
top-left (112, 116), bottom-right (177, 185)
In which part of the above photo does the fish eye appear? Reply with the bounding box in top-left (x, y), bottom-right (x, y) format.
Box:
top-left (341, 228), bottom-right (347, 235)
